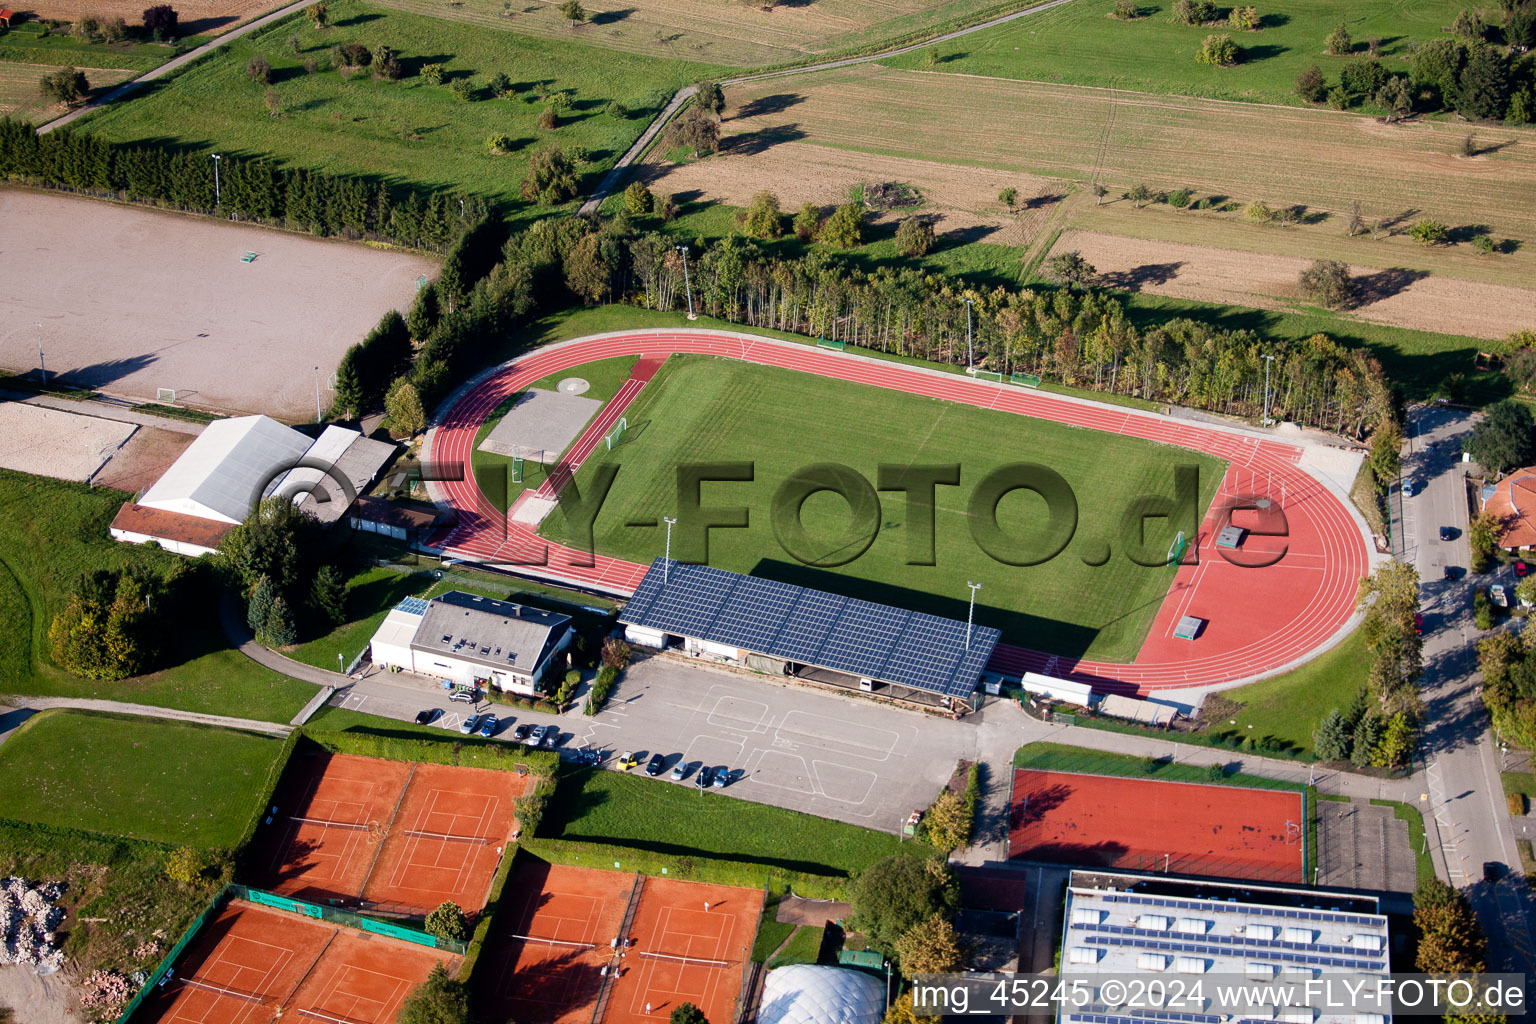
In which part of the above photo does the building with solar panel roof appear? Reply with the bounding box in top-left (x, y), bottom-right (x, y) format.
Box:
top-left (619, 558), bottom-right (1000, 713)
top-left (1060, 871), bottom-right (1392, 1024)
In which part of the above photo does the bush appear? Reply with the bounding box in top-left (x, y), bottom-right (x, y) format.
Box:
top-left (49, 567), bottom-right (165, 680)
top-left (487, 133), bottom-right (514, 155)
top-left (1171, 0), bottom-right (1217, 23)
top-left (849, 856), bottom-right (956, 948)
top-left (449, 78), bottom-right (475, 101)
top-left (1509, 792), bottom-right (1527, 816)
top-left (538, 106), bottom-right (558, 130)
top-left (339, 42), bottom-right (372, 67)
top-left (586, 663), bottom-right (620, 715)
top-left (606, 100), bottom-right (629, 118)
top-left (425, 901), bottom-right (470, 941)
top-left (1227, 4), bottom-right (1258, 29)
top-left (821, 204), bottom-right (864, 248)
top-left (793, 202), bottom-right (820, 240)
top-left (1167, 187), bottom-right (1192, 208)
top-left (1475, 588), bottom-right (1494, 629)
top-left (1339, 59), bottom-right (1388, 98)
top-left (1245, 199), bottom-right (1273, 222)
top-left (1297, 259), bottom-right (1352, 308)
top-left (1196, 33), bottom-right (1240, 65)
top-left (246, 55), bottom-right (272, 84)
top-left (164, 846), bottom-right (213, 884)
top-left (623, 180), bottom-right (653, 214)
top-left (1325, 22), bottom-right (1352, 55)
top-left (893, 215), bottom-right (937, 256)
top-left (1296, 64), bottom-right (1327, 101)
top-left (1409, 219), bottom-right (1449, 245)
top-left (601, 636), bottom-right (632, 669)
top-left (1113, 0), bottom-right (1140, 17)
top-left (742, 191), bottom-right (784, 239)
top-left (374, 44), bottom-right (403, 79)
top-left (420, 62), bottom-right (445, 85)
top-left (998, 186), bottom-right (1018, 207)
top-left (38, 66), bottom-right (89, 106)
top-left (143, 4), bottom-right (179, 40)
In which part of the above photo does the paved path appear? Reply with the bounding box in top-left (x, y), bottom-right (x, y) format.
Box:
top-left (220, 592), bottom-right (350, 687)
top-left (0, 695), bottom-right (293, 736)
top-left (37, 0), bottom-right (319, 134)
top-left (0, 388), bottom-right (206, 436)
top-left (579, 0), bottom-right (1080, 213)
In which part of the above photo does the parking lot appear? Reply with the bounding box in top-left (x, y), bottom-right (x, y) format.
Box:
top-left (336, 654), bottom-right (977, 831)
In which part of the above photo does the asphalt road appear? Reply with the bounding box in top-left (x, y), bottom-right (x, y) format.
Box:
top-left (1404, 404), bottom-right (1536, 977)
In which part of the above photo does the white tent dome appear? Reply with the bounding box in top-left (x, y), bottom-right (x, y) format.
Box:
top-left (758, 964), bottom-right (885, 1024)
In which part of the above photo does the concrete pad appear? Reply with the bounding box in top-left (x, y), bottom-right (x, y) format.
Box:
top-left (478, 388), bottom-right (601, 463)
top-left (0, 402), bottom-right (135, 481)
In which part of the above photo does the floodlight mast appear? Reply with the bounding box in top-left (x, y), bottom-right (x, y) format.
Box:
top-left (663, 516), bottom-right (678, 582)
top-left (965, 297), bottom-right (974, 371)
top-left (676, 246), bottom-right (696, 320)
top-left (1262, 353), bottom-right (1276, 426)
top-left (966, 580), bottom-right (981, 647)
top-left (211, 153), bottom-right (221, 207)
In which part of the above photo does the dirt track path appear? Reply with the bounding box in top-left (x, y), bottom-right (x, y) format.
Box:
top-left (579, 0), bottom-right (1079, 213)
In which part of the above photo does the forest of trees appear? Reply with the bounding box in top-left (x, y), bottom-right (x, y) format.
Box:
top-left (0, 119), bottom-right (488, 252)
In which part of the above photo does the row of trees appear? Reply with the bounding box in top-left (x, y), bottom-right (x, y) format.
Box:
top-left (0, 119), bottom-right (488, 253)
top-left (487, 216), bottom-right (1395, 435)
top-left (222, 499), bottom-right (348, 650)
top-left (1298, 34), bottom-right (1536, 123)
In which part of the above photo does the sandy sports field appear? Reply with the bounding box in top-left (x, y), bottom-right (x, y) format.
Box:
top-left (0, 190), bottom-right (435, 421)
top-left (1051, 229), bottom-right (1536, 341)
top-left (642, 138), bottom-right (1061, 247)
top-left (0, 401), bottom-right (135, 482)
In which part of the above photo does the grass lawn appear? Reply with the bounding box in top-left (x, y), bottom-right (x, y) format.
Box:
top-left (544, 766), bottom-right (914, 878)
top-left (751, 890), bottom-right (798, 962)
top-left (1193, 626), bottom-right (1367, 758)
top-left (471, 353), bottom-right (639, 513)
top-left (768, 925), bottom-right (826, 968)
top-left (539, 354), bottom-right (1223, 661)
top-left (82, 0), bottom-right (726, 209)
top-left (881, 0), bottom-right (1472, 108)
top-left (0, 709), bottom-right (281, 847)
top-left (0, 469), bottom-right (316, 723)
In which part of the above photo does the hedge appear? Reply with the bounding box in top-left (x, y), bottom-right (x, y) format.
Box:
top-left (522, 837), bottom-right (851, 900)
top-left (300, 726), bottom-right (560, 776)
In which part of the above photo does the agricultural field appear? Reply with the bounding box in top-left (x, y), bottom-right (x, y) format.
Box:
top-left (881, 0), bottom-right (1478, 107)
top-left (374, 0), bottom-right (1021, 67)
top-left (0, 19), bottom-right (178, 120)
top-left (82, 0), bottom-right (727, 206)
top-left (0, 710), bottom-right (281, 847)
top-left (539, 354), bottom-right (1225, 662)
top-left (19, 0), bottom-right (282, 37)
top-left (1046, 228), bottom-right (1536, 339)
top-left (0, 61), bottom-right (136, 121)
top-left (715, 67), bottom-right (1536, 287)
top-left (0, 469), bottom-right (316, 722)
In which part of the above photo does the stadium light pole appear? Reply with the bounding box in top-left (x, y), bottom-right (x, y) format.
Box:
top-left (210, 153), bottom-right (221, 207)
top-left (676, 246), bottom-right (696, 320)
top-left (965, 580), bottom-right (981, 647)
top-left (663, 516), bottom-right (678, 583)
top-left (1261, 353), bottom-right (1275, 426)
top-left (34, 323), bottom-right (44, 385)
top-left (965, 297), bottom-right (974, 371)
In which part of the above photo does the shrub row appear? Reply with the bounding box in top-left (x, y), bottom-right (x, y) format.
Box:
top-left (522, 837), bottom-right (850, 900)
top-left (300, 727), bottom-right (560, 776)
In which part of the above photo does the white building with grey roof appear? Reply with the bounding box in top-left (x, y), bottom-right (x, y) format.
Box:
top-left (1060, 872), bottom-right (1391, 1024)
top-left (368, 591), bottom-right (573, 695)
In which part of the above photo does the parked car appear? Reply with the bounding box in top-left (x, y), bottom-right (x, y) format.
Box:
top-left (529, 724), bottom-right (549, 745)
top-left (712, 766), bottom-right (729, 788)
top-left (1492, 584), bottom-right (1509, 608)
top-left (512, 723), bottom-right (532, 742)
top-left (459, 714), bottom-right (479, 735)
top-left (646, 754), bottom-right (666, 776)
top-left (478, 714), bottom-right (498, 738)
top-left (671, 760), bottom-right (690, 781)
top-left (449, 690), bottom-right (475, 703)
top-left (1444, 565), bottom-right (1457, 580)
top-left (415, 708), bottom-right (442, 726)
top-left (1414, 612), bottom-right (1424, 635)
top-left (1518, 561), bottom-right (1529, 579)
top-left (1404, 478), bottom-right (1422, 496)
top-left (696, 765), bottom-right (713, 788)
top-left (543, 729), bottom-right (561, 748)
top-left (1439, 526), bottom-right (1455, 541)
top-left (618, 751), bottom-right (639, 771)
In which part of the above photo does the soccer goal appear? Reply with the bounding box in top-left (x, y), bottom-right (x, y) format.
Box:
top-left (816, 337), bottom-right (846, 352)
top-left (603, 417), bottom-right (628, 451)
top-left (1166, 530), bottom-right (1188, 566)
top-left (967, 368), bottom-right (1004, 383)
top-left (511, 456), bottom-right (524, 483)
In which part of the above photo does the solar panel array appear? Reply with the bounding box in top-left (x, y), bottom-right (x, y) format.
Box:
top-left (397, 596), bottom-right (430, 616)
top-left (1099, 893), bottom-right (1380, 929)
top-left (620, 558), bottom-right (1000, 697)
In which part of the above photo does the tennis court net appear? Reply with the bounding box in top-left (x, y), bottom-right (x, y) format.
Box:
top-left (177, 977), bottom-right (270, 1006)
top-left (637, 951), bottom-right (731, 968)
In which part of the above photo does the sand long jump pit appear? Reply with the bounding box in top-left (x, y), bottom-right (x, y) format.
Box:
top-left (0, 402), bottom-right (135, 482)
top-left (0, 190), bottom-right (436, 421)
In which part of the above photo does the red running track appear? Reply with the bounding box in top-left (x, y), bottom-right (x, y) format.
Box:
top-left (426, 329), bottom-right (1368, 692)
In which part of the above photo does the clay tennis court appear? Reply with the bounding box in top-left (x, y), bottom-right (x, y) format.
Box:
top-left (361, 762), bottom-right (527, 916)
top-left (1009, 769), bottom-right (1306, 883)
top-left (607, 877), bottom-right (761, 1024)
top-left (141, 900), bottom-right (453, 1024)
top-left (252, 752), bottom-right (414, 906)
top-left (477, 859), bottom-right (635, 1024)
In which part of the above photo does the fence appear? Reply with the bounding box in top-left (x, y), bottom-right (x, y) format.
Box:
top-left (114, 886), bottom-right (231, 1024)
top-left (229, 885), bottom-right (468, 954)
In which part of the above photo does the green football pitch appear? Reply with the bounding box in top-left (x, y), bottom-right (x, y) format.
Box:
top-left (538, 355), bottom-right (1225, 662)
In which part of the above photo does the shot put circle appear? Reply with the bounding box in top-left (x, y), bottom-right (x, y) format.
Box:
top-left (557, 377), bottom-right (591, 395)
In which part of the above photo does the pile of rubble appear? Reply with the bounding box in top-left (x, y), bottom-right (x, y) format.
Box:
top-left (0, 876), bottom-right (66, 972)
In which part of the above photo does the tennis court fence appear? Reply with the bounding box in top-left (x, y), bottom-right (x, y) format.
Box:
top-left (230, 885), bottom-right (468, 955)
top-left (114, 885), bottom-right (230, 1024)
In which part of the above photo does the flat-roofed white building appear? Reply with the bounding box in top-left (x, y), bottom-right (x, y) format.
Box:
top-left (1059, 872), bottom-right (1391, 1024)
top-left (368, 591), bottom-right (573, 695)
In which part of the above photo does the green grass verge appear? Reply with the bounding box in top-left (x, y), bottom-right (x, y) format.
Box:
top-left (81, 0), bottom-right (727, 211)
top-left (540, 767), bottom-right (926, 885)
top-left (880, 0), bottom-right (1468, 109)
top-left (130, 402), bottom-right (224, 424)
top-left (1194, 626), bottom-right (1367, 759)
top-left (539, 353), bottom-right (1222, 661)
top-left (1369, 798), bottom-right (1436, 888)
top-left (0, 709), bottom-right (282, 847)
top-left (768, 924), bottom-right (826, 968)
top-left (751, 890), bottom-right (798, 962)
top-left (471, 353), bottom-right (639, 513)
top-left (1013, 741), bottom-right (1305, 792)
top-left (0, 469), bottom-right (316, 723)
top-left (300, 710), bottom-right (560, 773)
top-left (1504, 771), bottom-right (1536, 799)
